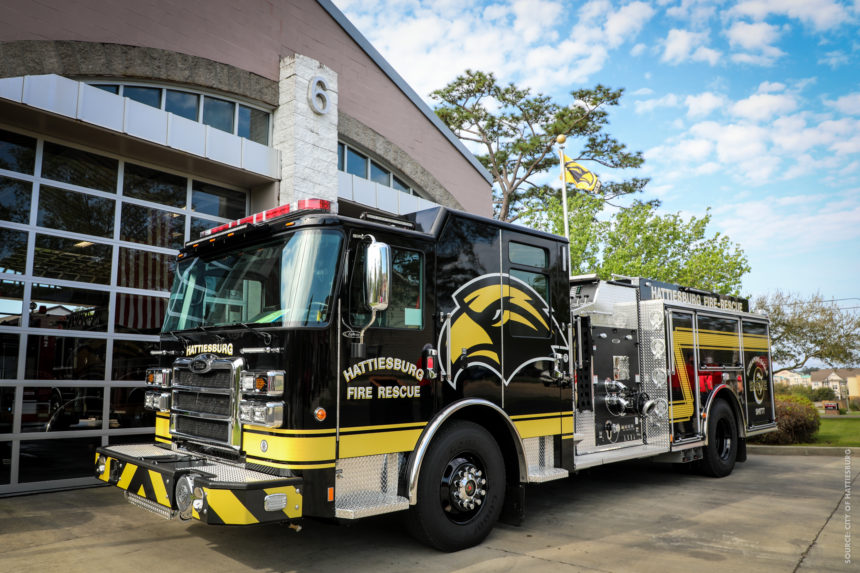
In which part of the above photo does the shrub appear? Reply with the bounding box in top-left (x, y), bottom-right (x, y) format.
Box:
top-left (850, 398), bottom-right (860, 412)
top-left (751, 394), bottom-right (820, 445)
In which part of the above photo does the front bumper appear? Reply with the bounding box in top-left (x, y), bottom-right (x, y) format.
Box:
top-left (95, 443), bottom-right (302, 525)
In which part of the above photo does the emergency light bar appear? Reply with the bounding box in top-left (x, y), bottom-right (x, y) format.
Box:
top-left (199, 198), bottom-right (332, 238)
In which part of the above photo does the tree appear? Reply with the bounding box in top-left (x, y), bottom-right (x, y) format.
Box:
top-left (521, 199), bottom-right (750, 295)
top-left (752, 291), bottom-right (860, 371)
top-left (431, 70), bottom-right (647, 222)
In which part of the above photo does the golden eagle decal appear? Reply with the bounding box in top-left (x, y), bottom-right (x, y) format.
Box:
top-left (438, 273), bottom-right (566, 389)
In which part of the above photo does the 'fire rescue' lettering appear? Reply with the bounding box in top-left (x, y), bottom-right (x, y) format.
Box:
top-left (342, 357), bottom-right (425, 383)
top-left (346, 385), bottom-right (421, 399)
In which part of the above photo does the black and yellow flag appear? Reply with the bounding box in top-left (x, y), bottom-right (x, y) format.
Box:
top-left (562, 154), bottom-right (600, 192)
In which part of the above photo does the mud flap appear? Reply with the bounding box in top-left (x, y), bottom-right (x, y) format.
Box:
top-left (96, 443), bottom-right (302, 525)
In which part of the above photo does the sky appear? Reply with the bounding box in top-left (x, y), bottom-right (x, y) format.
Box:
top-left (333, 0), bottom-right (860, 307)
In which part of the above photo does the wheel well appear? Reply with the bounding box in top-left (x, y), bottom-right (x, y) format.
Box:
top-left (708, 388), bottom-right (745, 439)
top-left (446, 405), bottom-right (524, 487)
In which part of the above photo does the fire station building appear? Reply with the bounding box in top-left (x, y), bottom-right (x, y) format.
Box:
top-left (0, 0), bottom-right (491, 495)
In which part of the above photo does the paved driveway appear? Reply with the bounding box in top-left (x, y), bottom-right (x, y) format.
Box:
top-left (0, 453), bottom-right (856, 572)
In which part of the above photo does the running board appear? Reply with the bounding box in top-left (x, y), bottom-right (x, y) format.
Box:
top-left (524, 436), bottom-right (569, 483)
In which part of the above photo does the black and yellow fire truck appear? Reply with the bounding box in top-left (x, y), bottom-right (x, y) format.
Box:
top-left (95, 198), bottom-right (776, 551)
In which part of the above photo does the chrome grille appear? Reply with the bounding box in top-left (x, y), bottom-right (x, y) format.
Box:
top-left (173, 391), bottom-right (232, 417)
top-left (174, 415), bottom-right (231, 443)
top-left (171, 356), bottom-right (242, 448)
top-left (174, 369), bottom-right (232, 389)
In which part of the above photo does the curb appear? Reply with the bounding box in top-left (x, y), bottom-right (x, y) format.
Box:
top-left (748, 445), bottom-right (860, 456)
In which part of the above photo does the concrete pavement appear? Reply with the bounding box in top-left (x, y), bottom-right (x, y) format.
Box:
top-left (0, 453), bottom-right (856, 572)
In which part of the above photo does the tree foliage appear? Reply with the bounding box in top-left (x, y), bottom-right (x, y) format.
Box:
top-left (521, 198), bottom-right (750, 295)
top-left (431, 70), bottom-right (647, 222)
top-left (753, 291), bottom-right (860, 371)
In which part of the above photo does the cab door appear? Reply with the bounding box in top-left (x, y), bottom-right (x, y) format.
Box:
top-left (337, 230), bottom-right (435, 444)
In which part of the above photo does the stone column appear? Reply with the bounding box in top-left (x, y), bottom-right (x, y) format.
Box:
top-left (273, 54), bottom-right (338, 205)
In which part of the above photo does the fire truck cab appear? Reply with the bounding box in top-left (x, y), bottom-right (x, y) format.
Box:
top-left (95, 199), bottom-right (776, 551)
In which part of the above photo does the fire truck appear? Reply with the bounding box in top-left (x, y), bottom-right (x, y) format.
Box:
top-left (95, 198), bottom-right (776, 551)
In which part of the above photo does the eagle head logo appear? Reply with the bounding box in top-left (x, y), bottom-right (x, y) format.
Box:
top-left (440, 273), bottom-right (552, 387)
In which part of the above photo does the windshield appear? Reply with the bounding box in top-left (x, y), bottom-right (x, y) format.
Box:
top-left (162, 229), bottom-right (342, 331)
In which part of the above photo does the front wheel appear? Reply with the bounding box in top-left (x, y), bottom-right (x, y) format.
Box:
top-left (407, 420), bottom-right (505, 551)
top-left (699, 400), bottom-right (738, 477)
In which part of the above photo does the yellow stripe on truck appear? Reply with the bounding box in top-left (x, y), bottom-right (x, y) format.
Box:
top-left (204, 489), bottom-right (259, 525)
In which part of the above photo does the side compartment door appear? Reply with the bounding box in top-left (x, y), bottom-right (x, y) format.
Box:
top-left (742, 320), bottom-right (775, 429)
top-left (668, 310), bottom-right (701, 441)
top-left (501, 232), bottom-right (567, 437)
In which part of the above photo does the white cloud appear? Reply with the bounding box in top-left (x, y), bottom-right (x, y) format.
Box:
top-left (631, 87), bottom-right (654, 96)
top-left (662, 28), bottom-right (721, 65)
top-left (665, 0), bottom-right (719, 26)
top-left (604, 2), bottom-right (655, 48)
top-left (819, 50), bottom-right (851, 68)
top-left (731, 93), bottom-right (797, 121)
top-left (725, 21), bottom-right (785, 65)
top-left (630, 43), bottom-right (647, 57)
top-left (757, 81), bottom-right (786, 93)
top-left (730, 0), bottom-right (849, 31)
top-left (512, 0), bottom-right (563, 45)
top-left (634, 93), bottom-right (680, 113)
top-left (685, 91), bottom-right (726, 117)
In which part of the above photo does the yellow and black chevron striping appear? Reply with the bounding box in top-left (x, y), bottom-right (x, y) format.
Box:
top-left (96, 452), bottom-right (302, 525)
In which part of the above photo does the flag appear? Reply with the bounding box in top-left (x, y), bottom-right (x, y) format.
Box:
top-left (561, 154), bottom-right (600, 192)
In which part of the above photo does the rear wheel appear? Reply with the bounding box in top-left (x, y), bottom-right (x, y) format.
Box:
top-left (699, 400), bottom-right (738, 477)
top-left (407, 420), bottom-right (505, 551)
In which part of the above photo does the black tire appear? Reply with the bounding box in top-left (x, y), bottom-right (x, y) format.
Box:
top-left (699, 400), bottom-right (738, 477)
top-left (407, 420), bottom-right (505, 551)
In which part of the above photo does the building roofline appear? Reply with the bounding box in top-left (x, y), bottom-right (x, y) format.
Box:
top-left (316, 0), bottom-right (493, 186)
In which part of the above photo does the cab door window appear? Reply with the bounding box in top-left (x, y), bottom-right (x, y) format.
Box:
top-left (350, 246), bottom-right (423, 329)
top-left (507, 241), bottom-right (549, 338)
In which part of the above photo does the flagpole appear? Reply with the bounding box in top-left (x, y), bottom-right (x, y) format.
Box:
top-left (556, 134), bottom-right (570, 242)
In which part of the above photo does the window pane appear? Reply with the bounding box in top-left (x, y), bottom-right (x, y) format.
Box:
top-left (338, 142), bottom-right (345, 171)
top-left (124, 86), bottom-right (162, 109)
top-left (123, 163), bottom-right (187, 207)
top-left (110, 387), bottom-right (154, 429)
top-left (351, 248), bottom-right (423, 329)
top-left (21, 386), bottom-right (103, 433)
top-left (93, 84), bottom-right (119, 95)
top-left (510, 242), bottom-right (547, 268)
top-left (191, 181), bottom-right (245, 219)
top-left (19, 437), bottom-right (101, 482)
top-left (0, 129), bottom-right (36, 174)
top-left (0, 229), bottom-right (28, 275)
top-left (25, 335), bottom-right (107, 380)
top-left (190, 217), bottom-right (221, 239)
top-left (697, 315), bottom-right (741, 368)
top-left (0, 333), bottom-right (19, 378)
top-left (346, 148), bottom-right (368, 178)
top-left (33, 235), bottom-right (112, 285)
top-left (112, 339), bottom-right (157, 381)
top-left (37, 186), bottom-right (115, 238)
top-left (510, 269), bottom-right (549, 309)
top-left (202, 96), bottom-right (235, 133)
top-left (42, 142), bottom-right (118, 193)
top-left (370, 161), bottom-right (390, 186)
top-left (0, 175), bottom-right (32, 223)
top-left (165, 90), bottom-right (199, 121)
top-left (30, 284), bottom-right (109, 332)
top-left (0, 440), bottom-right (9, 484)
top-left (117, 247), bottom-right (175, 292)
top-left (392, 176), bottom-right (410, 193)
top-left (238, 105), bottom-right (269, 144)
top-left (120, 203), bottom-right (185, 249)
top-left (115, 293), bottom-right (167, 335)
top-left (0, 387), bottom-right (14, 431)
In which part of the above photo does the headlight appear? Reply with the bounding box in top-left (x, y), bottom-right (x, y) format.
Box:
top-left (239, 400), bottom-right (284, 427)
top-left (145, 368), bottom-right (172, 387)
top-left (240, 371), bottom-right (285, 396)
top-left (144, 391), bottom-right (171, 412)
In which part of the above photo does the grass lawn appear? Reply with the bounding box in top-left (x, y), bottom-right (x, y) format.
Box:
top-left (798, 416), bottom-right (860, 447)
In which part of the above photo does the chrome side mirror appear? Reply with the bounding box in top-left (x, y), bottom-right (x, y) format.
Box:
top-left (365, 240), bottom-right (391, 311)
